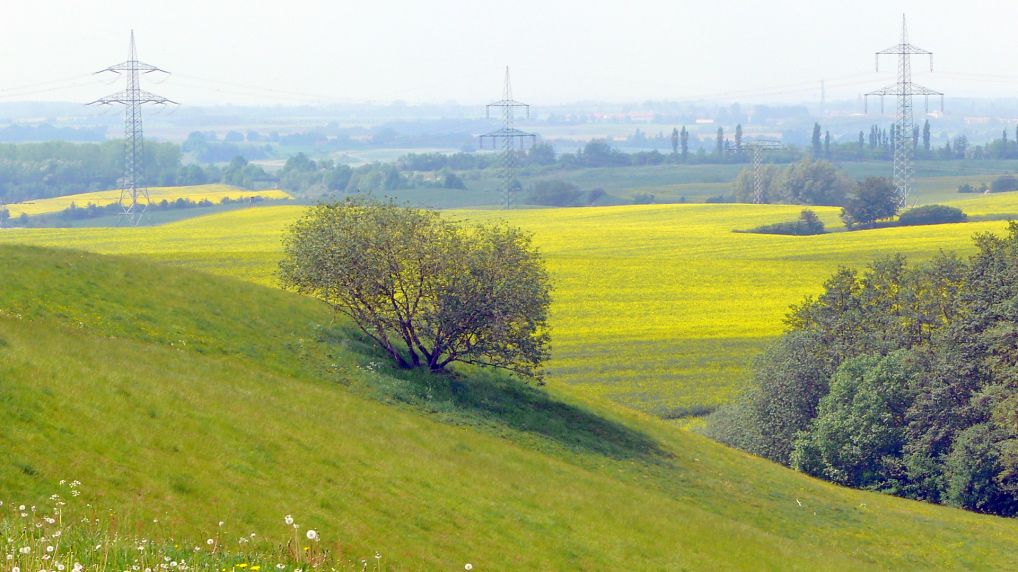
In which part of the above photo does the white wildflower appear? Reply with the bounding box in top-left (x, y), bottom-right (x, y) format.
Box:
top-left (305, 529), bottom-right (318, 541)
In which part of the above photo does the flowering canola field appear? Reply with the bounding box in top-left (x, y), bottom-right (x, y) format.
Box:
top-left (6, 184), bottom-right (291, 217)
top-left (1, 196), bottom-right (1010, 420)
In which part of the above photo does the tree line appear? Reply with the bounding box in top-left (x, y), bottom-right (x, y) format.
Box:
top-left (708, 225), bottom-right (1018, 516)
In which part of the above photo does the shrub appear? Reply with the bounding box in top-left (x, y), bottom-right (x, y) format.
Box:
top-left (743, 209), bottom-right (826, 236)
top-left (898, 204), bottom-right (967, 226)
top-left (632, 192), bottom-right (655, 205)
top-left (527, 180), bottom-right (584, 206)
top-left (991, 174), bottom-right (1018, 193)
top-left (705, 194), bottom-right (734, 204)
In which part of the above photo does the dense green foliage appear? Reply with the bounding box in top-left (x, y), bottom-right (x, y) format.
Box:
top-left (279, 202), bottom-right (552, 378)
top-left (899, 204), bottom-right (968, 226)
top-left (710, 224), bottom-right (1018, 516)
top-left (991, 174), bottom-right (1018, 193)
top-left (743, 209), bottom-right (826, 235)
top-left (0, 141), bottom-right (181, 201)
top-left (526, 179), bottom-right (612, 207)
top-left (733, 157), bottom-right (853, 206)
top-left (841, 177), bottom-right (899, 228)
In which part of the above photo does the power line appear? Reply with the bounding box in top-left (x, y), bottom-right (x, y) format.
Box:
top-left (479, 67), bottom-right (536, 209)
top-left (865, 14), bottom-right (943, 209)
top-left (88, 30), bottom-right (176, 226)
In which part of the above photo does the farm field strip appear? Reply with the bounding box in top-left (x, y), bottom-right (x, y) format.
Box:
top-left (7, 183), bottom-right (291, 217)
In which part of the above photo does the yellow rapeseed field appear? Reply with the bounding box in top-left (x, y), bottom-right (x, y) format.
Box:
top-left (6, 184), bottom-right (291, 217)
top-left (0, 195), bottom-right (1011, 418)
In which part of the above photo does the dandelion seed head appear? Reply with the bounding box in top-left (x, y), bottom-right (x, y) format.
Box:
top-left (305, 529), bottom-right (318, 541)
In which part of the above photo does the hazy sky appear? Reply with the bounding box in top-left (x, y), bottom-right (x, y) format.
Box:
top-left (3, 0), bottom-right (1018, 107)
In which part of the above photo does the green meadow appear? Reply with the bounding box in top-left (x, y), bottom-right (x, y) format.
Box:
top-left (5, 191), bottom-right (1018, 568)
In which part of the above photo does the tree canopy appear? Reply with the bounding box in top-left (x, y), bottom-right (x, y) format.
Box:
top-left (709, 224), bottom-right (1018, 516)
top-left (279, 201), bottom-right (552, 379)
top-left (840, 176), bottom-right (899, 228)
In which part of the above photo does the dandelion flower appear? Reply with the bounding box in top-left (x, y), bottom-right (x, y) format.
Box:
top-left (284, 515), bottom-right (294, 525)
top-left (375, 552), bottom-right (381, 559)
top-left (465, 565), bottom-right (473, 571)
top-left (47, 545), bottom-right (55, 553)
top-left (305, 529), bottom-right (318, 541)
top-left (206, 539), bottom-right (214, 546)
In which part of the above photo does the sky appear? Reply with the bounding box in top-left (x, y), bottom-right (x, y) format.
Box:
top-left (2, 0), bottom-right (1018, 107)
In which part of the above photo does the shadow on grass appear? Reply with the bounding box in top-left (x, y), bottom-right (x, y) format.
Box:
top-left (319, 324), bottom-right (670, 462)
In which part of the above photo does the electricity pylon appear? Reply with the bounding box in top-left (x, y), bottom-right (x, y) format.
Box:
top-left (728, 138), bottom-right (784, 204)
top-left (865, 15), bottom-right (943, 208)
top-left (480, 67), bottom-right (536, 209)
top-left (89, 31), bottom-right (175, 225)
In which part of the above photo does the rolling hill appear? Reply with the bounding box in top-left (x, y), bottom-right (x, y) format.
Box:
top-left (2, 197), bottom-right (1015, 419)
top-left (4, 245), bottom-right (1018, 569)
top-left (5, 196), bottom-right (1018, 567)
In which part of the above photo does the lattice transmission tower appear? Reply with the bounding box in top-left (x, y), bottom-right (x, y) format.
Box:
top-left (865, 15), bottom-right (943, 208)
top-left (480, 67), bottom-right (536, 209)
top-left (727, 138), bottom-right (785, 204)
top-left (89, 31), bottom-right (175, 225)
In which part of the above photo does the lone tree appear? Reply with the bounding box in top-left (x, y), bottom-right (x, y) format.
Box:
top-left (840, 176), bottom-right (899, 228)
top-left (279, 201), bottom-right (552, 379)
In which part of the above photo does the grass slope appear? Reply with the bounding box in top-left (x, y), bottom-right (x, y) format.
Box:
top-left (1, 197), bottom-right (1012, 419)
top-left (4, 246), bottom-right (1018, 569)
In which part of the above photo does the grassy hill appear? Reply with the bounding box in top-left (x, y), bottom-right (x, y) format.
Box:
top-left (2, 197), bottom-right (1015, 421)
top-left (5, 245), bottom-right (1018, 569)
